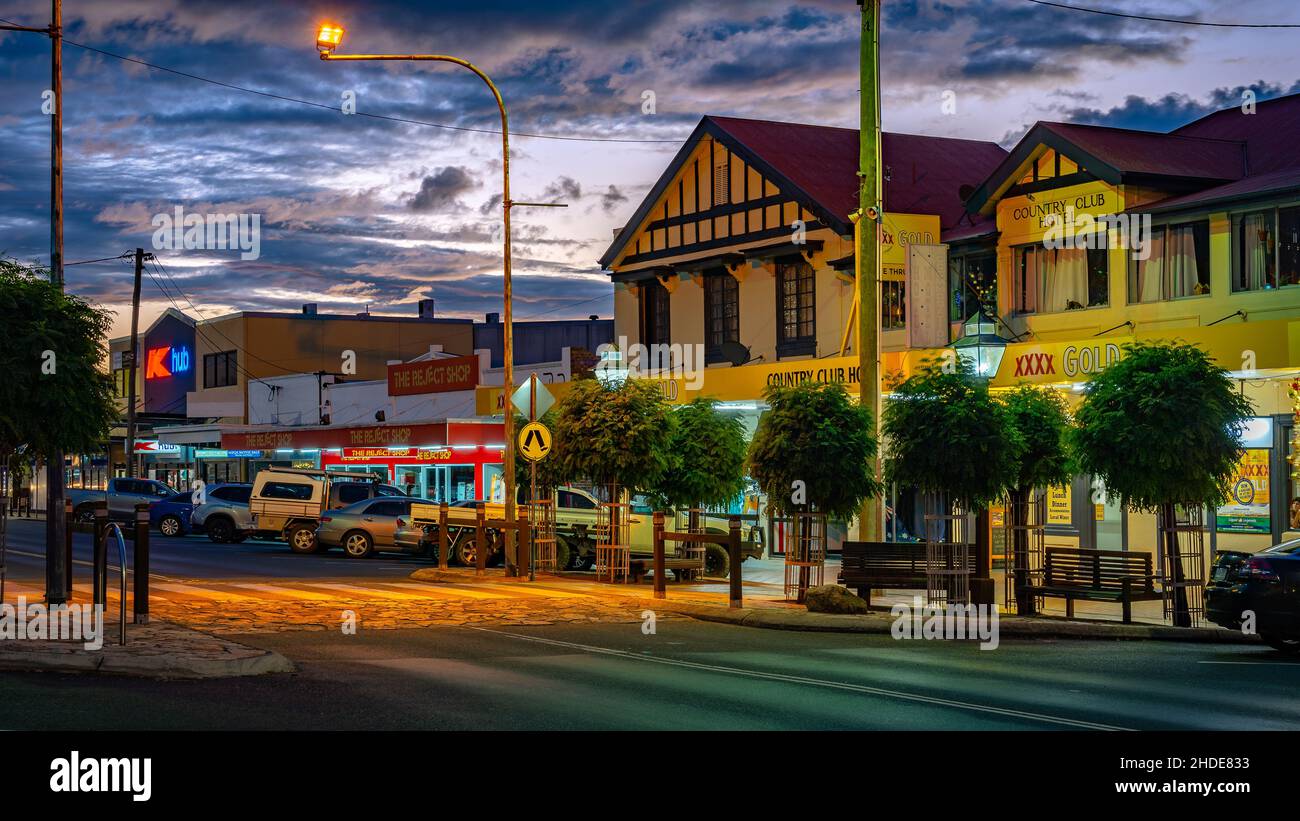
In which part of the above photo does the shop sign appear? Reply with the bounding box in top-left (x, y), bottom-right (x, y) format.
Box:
top-left (145, 345), bottom-right (192, 380)
top-left (879, 213), bottom-right (941, 280)
top-left (1215, 449), bottom-right (1271, 534)
top-left (1047, 485), bottom-right (1072, 526)
top-left (1002, 181), bottom-right (1117, 238)
top-left (133, 440), bottom-right (182, 454)
top-left (999, 341), bottom-right (1125, 384)
top-left (340, 448), bottom-right (454, 462)
top-left (388, 355), bottom-right (479, 396)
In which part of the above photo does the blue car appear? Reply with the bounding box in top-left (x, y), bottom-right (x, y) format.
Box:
top-left (149, 491), bottom-right (196, 537)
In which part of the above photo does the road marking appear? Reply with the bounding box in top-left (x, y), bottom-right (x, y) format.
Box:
top-left (373, 582), bottom-right (504, 600)
top-left (491, 583), bottom-right (591, 599)
top-left (1198, 660), bottom-right (1300, 666)
top-left (153, 582), bottom-right (264, 601)
top-left (228, 583), bottom-right (339, 601)
top-left (467, 627), bottom-right (1134, 731)
top-left (301, 582), bottom-right (422, 601)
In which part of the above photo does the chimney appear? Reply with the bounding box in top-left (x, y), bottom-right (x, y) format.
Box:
top-left (302, 303), bottom-right (318, 316)
top-left (485, 312), bottom-right (500, 324)
top-left (418, 298), bottom-right (436, 319)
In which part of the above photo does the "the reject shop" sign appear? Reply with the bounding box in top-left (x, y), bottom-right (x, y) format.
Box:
top-left (387, 355), bottom-right (480, 396)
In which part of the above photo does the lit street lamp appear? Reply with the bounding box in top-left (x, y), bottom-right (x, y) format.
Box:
top-left (952, 309), bottom-right (1011, 380)
top-left (316, 22), bottom-right (564, 576)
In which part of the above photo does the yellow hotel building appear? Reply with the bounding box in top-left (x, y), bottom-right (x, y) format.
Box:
top-left (603, 96), bottom-right (1300, 556)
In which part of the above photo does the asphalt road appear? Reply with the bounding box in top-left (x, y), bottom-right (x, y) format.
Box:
top-left (1, 619), bottom-right (1297, 730)
top-left (1, 517), bottom-right (432, 582)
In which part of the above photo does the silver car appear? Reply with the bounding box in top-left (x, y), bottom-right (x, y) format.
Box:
top-left (190, 483), bottom-right (254, 543)
top-left (316, 497), bottom-right (428, 558)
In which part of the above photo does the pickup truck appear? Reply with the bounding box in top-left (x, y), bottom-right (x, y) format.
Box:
top-left (67, 477), bottom-right (179, 523)
top-left (248, 466), bottom-right (407, 553)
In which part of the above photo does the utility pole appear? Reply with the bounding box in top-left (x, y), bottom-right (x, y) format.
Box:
top-left (857, 0), bottom-right (882, 543)
top-left (125, 248), bottom-right (147, 478)
top-left (46, 0), bottom-right (68, 605)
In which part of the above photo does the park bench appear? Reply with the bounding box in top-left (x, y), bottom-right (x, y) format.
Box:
top-left (1020, 546), bottom-right (1160, 624)
top-left (628, 555), bottom-right (706, 583)
top-left (838, 541), bottom-right (928, 606)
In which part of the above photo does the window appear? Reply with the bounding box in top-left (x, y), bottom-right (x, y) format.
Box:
top-left (211, 485), bottom-right (252, 503)
top-left (203, 350), bottom-right (238, 388)
top-left (1013, 242), bottom-right (1108, 314)
top-left (112, 368), bottom-right (131, 399)
top-left (367, 500), bottom-right (409, 517)
top-left (1129, 221), bottom-right (1210, 303)
top-left (559, 490), bottom-right (596, 510)
top-left (948, 253), bottom-right (997, 322)
top-left (334, 484), bottom-right (371, 505)
top-left (713, 162), bottom-right (729, 206)
top-left (882, 280), bottom-right (906, 331)
top-left (639, 278), bottom-right (671, 347)
top-left (776, 259), bottom-right (816, 356)
top-left (260, 481), bottom-right (314, 501)
top-left (376, 485), bottom-right (406, 497)
top-left (704, 270), bottom-right (739, 362)
top-left (1236, 206), bottom-right (1300, 291)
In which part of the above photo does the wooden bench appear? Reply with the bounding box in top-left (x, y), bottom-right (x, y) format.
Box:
top-left (628, 556), bottom-right (706, 583)
top-left (1020, 547), bottom-right (1160, 624)
top-left (838, 541), bottom-right (929, 606)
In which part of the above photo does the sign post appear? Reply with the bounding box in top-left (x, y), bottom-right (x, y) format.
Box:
top-left (513, 375), bottom-right (555, 581)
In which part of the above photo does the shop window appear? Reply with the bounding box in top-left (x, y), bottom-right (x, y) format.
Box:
top-left (1129, 221), bottom-right (1210, 303)
top-left (776, 259), bottom-right (816, 356)
top-left (204, 350), bottom-right (238, 388)
top-left (703, 269), bottom-right (740, 362)
top-left (1013, 242), bottom-right (1108, 314)
top-left (882, 279), bottom-right (906, 331)
top-left (1233, 206), bottom-right (1300, 291)
top-left (948, 253), bottom-right (997, 323)
top-left (639, 279), bottom-right (671, 347)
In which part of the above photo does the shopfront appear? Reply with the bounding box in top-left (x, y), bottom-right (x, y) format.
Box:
top-left (319, 445), bottom-right (505, 501)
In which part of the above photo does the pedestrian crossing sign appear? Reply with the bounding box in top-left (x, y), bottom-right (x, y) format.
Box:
top-left (518, 422), bottom-right (552, 462)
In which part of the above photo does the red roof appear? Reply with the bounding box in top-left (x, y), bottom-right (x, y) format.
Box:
top-left (1172, 92), bottom-right (1300, 176)
top-left (1038, 121), bottom-right (1244, 181)
top-left (708, 116), bottom-right (1007, 233)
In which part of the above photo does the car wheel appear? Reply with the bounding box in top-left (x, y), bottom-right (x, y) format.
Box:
top-left (1262, 635), bottom-right (1300, 654)
top-left (206, 516), bottom-right (235, 543)
top-left (343, 530), bottom-right (375, 559)
top-left (158, 515), bottom-right (183, 537)
top-left (74, 505), bottom-right (96, 524)
top-left (553, 536), bottom-right (572, 572)
top-left (287, 524), bottom-right (319, 554)
top-left (704, 544), bottom-right (730, 578)
top-left (456, 539), bottom-right (477, 566)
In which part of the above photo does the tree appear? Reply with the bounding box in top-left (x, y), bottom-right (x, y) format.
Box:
top-left (881, 360), bottom-right (1020, 514)
top-left (999, 385), bottom-right (1072, 614)
top-left (549, 377), bottom-right (674, 497)
top-left (0, 260), bottom-right (119, 590)
top-left (747, 381), bottom-right (879, 521)
top-left (652, 398), bottom-right (748, 521)
top-left (1071, 341), bottom-right (1253, 626)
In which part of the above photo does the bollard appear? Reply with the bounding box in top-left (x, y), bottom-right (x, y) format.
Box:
top-left (728, 516), bottom-right (742, 609)
top-left (63, 498), bottom-right (73, 599)
top-left (133, 503), bottom-right (149, 624)
top-left (475, 503), bottom-right (487, 574)
top-left (437, 502), bottom-right (449, 568)
top-left (517, 506), bottom-right (530, 582)
top-left (92, 502), bottom-right (108, 609)
top-left (652, 511), bottom-right (666, 600)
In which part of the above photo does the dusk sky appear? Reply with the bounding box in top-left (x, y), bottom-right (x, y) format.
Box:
top-left (2, 0), bottom-right (1298, 340)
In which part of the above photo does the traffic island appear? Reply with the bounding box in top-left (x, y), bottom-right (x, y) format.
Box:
top-left (0, 620), bottom-right (294, 679)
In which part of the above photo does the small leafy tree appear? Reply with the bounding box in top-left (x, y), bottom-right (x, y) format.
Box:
top-left (999, 385), bottom-right (1072, 614)
top-left (747, 381), bottom-right (879, 520)
top-left (0, 260), bottom-right (118, 589)
top-left (881, 361), bottom-right (1021, 517)
top-left (549, 377), bottom-right (674, 498)
top-left (1072, 341), bottom-right (1253, 626)
top-left (652, 398), bottom-right (748, 522)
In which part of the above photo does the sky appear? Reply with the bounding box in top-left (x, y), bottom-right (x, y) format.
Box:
top-left (2, 0), bottom-right (1299, 341)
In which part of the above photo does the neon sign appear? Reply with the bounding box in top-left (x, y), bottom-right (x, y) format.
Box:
top-left (145, 345), bottom-right (191, 379)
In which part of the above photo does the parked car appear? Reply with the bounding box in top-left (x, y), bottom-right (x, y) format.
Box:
top-left (248, 467), bottom-right (406, 553)
top-left (190, 483), bottom-right (254, 543)
top-left (1207, 538), bottom-right (1300, 653)
top-left (67, 477), bottom-right (178, 523)
top-left (150, 491), bottom-right (196, 537)
top-left (317, 497), bottom-right (431, 558)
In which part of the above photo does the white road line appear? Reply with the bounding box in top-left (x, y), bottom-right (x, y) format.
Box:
top-left (227, 583), bottom-right (338, 601)
top-left (490, 583), bottom-right (591, 599)
top-left (153, 583), bottom-right (264, 601)
top-left (378, 582), bottom-right (503, 600)
top-left (301, 582), bottom-right (424, 601)
top-left (467, 627), bottom-right (1134, 731)
top-left (1198, 660), bottom-right (1300, 666)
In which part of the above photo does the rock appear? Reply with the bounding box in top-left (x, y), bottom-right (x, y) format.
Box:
top-left (803, 585), bottom-right (869, 615)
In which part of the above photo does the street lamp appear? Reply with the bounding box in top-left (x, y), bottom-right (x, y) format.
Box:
top-left (316, 22), bottom-right (565, 577)
top-left (952, 309), bottom-right (1011, 380)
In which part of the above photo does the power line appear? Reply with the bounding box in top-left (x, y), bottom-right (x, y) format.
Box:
top-left (1024, 0), bottom-right (1300, 28)
top-left (0, 16), bottom-right (681, 145)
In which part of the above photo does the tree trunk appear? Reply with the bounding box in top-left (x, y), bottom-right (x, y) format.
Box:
top-left (1162, 503), bottom-right (1191, 628)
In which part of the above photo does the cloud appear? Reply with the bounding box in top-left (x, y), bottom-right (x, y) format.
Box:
top-left (599, 185), bottom-right (628, 214)
top-left (542, 176), bottom-right (583, 202)
top-left (1060, 80), bottom-right (1300, 131)
top-left (408, 167), bottom-right (480, 213)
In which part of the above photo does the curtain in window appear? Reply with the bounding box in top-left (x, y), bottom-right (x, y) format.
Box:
top-left (1134, 228), bottom-right (1165, 303)
top-left (1167, 224), bottom-right (1200, 298)
top-left (1243, 213), bottom-right (1270, 290)
top-left (1018, 247), bottom-right (1040, 313)
top-left (1044, 248), bottom-right (1088, 311)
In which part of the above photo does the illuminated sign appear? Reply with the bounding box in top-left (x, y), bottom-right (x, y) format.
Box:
top-left (145, 345), bottom-right (192, 379)
top-left (388, 355), bottom-right (479, 397)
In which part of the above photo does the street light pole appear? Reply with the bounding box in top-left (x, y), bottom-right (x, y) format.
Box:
top-left (317, 28), bottom-right (522, 558)
top-left (856, 0), bottom-right (883, 543)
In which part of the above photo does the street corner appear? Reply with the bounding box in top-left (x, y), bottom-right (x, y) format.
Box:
top-left (0, 619), bottom-right (294, 680)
